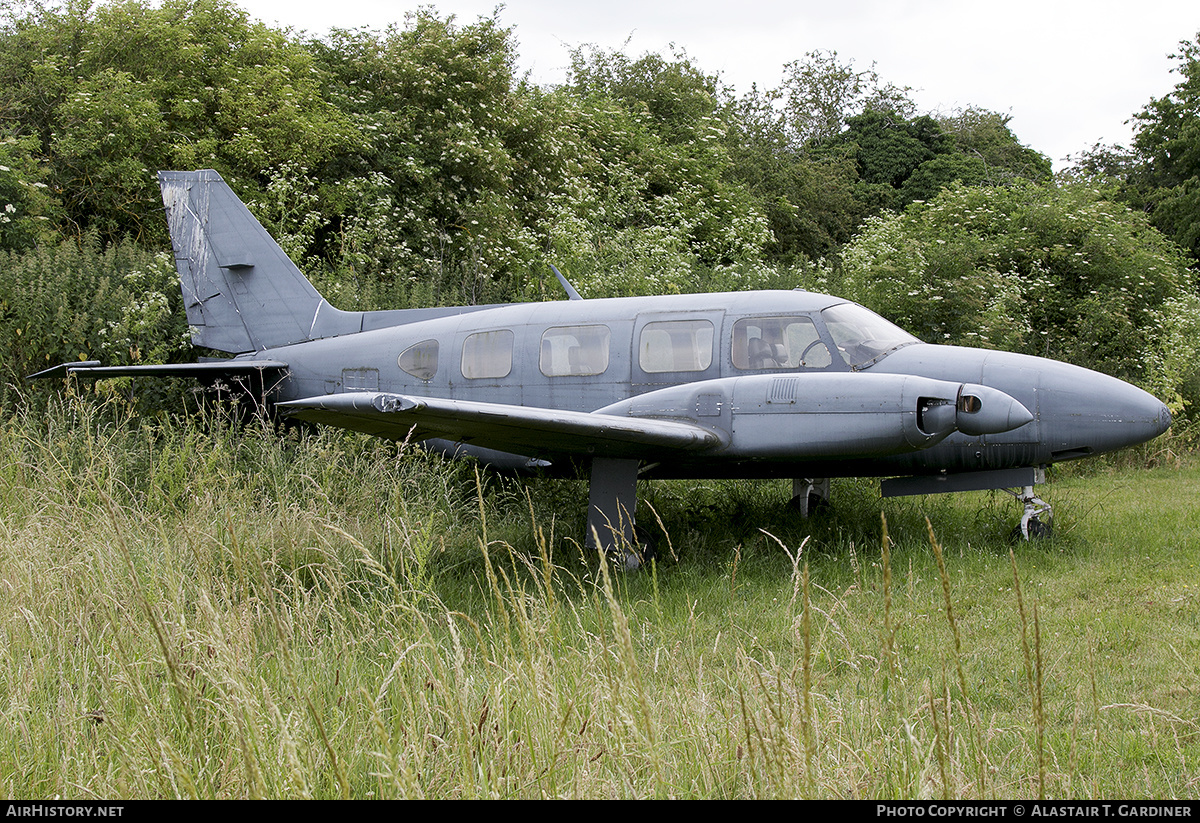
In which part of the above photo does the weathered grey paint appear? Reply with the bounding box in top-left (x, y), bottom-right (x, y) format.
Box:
top-left (33, 170), bottom-right (1173, 554)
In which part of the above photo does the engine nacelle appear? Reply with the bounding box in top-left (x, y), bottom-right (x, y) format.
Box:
top-left (595, 373), bottom-right (1032, 460)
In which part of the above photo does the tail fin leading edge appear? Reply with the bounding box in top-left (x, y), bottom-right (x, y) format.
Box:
top-left (159, 170), bottom-right (358, 353)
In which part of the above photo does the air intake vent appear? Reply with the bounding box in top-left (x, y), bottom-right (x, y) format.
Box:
top-left (767, 378), bottom-right (799, 404)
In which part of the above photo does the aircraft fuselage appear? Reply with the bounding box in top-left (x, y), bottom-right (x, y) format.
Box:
top-left (254, 289), bottom-right (1169, 481)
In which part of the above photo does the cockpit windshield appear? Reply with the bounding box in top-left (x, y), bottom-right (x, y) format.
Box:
top-left (821, 303), bottom-right (919, 368)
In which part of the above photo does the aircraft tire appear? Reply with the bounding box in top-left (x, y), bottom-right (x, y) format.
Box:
top-left (1011, 516), bottom-right (1052, 541)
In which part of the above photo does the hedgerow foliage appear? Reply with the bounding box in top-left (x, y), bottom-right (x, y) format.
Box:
top-left (0, 1), bottom-right (1058, 284)
top-left (841, 182), bottom-right (1200, 408)
top-left (0, 236), bottom-right (192, 407)
top-left (1, 1), bottom-right (1199, 416)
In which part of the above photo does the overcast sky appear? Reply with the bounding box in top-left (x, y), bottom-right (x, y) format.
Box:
top-left (231, 0), bottom-right (1200, 170)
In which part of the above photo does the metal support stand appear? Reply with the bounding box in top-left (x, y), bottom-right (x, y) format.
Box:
top-left (791, 477), bottom-right (830, 518)
top-left (586, 457), bottom-right (641, 568)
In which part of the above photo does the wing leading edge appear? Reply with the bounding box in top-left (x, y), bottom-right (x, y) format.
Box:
top-left (278, 392), bottom-right (724, 461)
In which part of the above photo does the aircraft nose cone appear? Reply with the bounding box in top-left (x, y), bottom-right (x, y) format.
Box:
top-left (956, 384), bottom-right (1034, 436)
top-left (1156, 403), bottom-right (1172, 437)
top-left (1038, 365), bottom-right (1173, 455)
top-left (1100, 387), bottom-right (1172, 452)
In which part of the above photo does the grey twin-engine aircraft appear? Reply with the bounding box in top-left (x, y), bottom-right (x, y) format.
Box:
top-left (33, 170), bottom-right (1171, 558)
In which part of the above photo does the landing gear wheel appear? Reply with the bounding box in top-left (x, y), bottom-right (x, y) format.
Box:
top-left (801, 496), bottom-right (830, 515)
top-left (790, 478), bottom-right (831, 518)
top-left (607, 526), bottom-right (658, 571)
top-left (609, 546), bottom-right (643, 571)
top-left (1026, 516), bottom-right (1052, 539)
top-left (633, 524), bottom-right (659, 568)
top-left (1010, 516), bottom-right (1053, 541)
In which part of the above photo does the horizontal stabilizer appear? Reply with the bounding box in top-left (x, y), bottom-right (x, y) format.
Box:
top-left (28, 359), bottom-right (288, 380)
top-left (279, 392), bottom-right (722, 460)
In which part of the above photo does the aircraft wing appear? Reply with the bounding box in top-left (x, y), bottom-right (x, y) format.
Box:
top-left (278, 392), bottom-right (723, 461)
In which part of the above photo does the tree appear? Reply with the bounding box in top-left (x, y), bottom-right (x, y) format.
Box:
top-left (815, 107), bottom-right (1053, 214)
top-left (1131, 31), bottom-right (1200, 265)
top-left (818, 109), bottom-right (951, 212)
top-left (840, 181), bottom-right (1200, 408)
top-left (553, 45), bottom-right (773, 294)
top-left (0, 132), bottom-right (59, 250)
top-left (566, 45), bottom-right (721, 143)
top-left (0, 0), bottom-right (358, 245)
top-left (306, 11), bottom-right (539, 302)
top-left (937, 108), bottom-right (1052, 184)
top-left (726, 60), bottom-right (1051, 262)
top-left (722, 87), bottom-right (862, 262)
top-left (772, 50), bottom-right (914, 148)
top-left (717, 51), bottom-right (920, 260)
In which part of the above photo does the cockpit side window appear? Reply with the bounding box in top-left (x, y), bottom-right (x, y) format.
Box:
top-left (732, 316), bottom-right (832, 370)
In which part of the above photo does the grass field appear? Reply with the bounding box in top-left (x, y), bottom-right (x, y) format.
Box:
top-left (1, 397), bottom-right (1198, 798)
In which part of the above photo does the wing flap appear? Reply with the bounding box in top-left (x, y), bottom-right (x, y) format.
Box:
top-left (279, 392), bottom-right (723, 460)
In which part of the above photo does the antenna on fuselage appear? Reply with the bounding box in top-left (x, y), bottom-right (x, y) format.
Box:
top-left (550, 264), bottom-right (583, 301)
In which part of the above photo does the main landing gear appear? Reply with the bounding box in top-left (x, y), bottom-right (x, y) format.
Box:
top-left (790, 477), bottom-right (831, 517)
top-left (586, 456), bottom-right (652, 570)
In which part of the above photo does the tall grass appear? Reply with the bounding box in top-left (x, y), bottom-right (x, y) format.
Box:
top-left (2, 397), bottom-right (1198, 798)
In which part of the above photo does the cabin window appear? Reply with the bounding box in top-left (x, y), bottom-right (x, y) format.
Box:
top-left (398, 339), bottom-right (439, 380)
top-left (732, 316), bottom-right (831, 370)
top-left (540, 325), bottom-right (611, 377)
top-left (461, 329), bottom-right (514, 379)
top-left (638, 319), bottom-right (714, 373)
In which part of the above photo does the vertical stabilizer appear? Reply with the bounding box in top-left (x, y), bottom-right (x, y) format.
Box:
top-left (159, 170), bottom-right (359, 353)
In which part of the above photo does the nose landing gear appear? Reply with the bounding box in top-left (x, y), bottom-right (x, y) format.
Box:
top-left (1006, 485), bottom-right (1053, 540)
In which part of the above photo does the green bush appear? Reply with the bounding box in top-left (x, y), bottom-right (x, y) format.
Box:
top-left (0, 236), bottom-right (191, 409)
top-left (841, 181), bottom-right (1200, 411)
